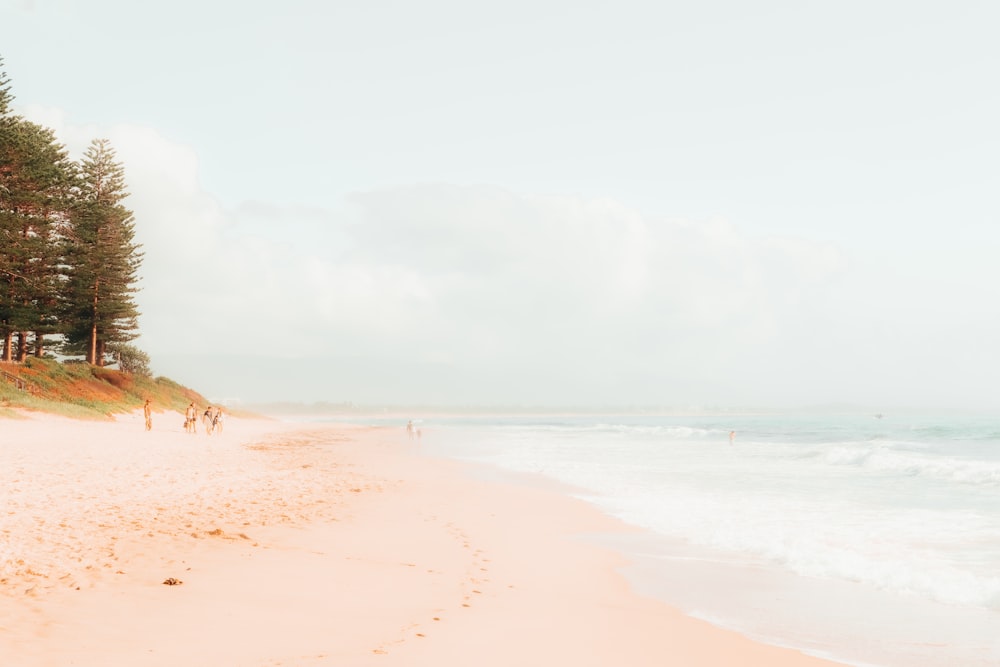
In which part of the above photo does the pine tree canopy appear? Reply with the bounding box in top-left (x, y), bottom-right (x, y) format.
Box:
top-left (0, 57), bottom-right (146, 367)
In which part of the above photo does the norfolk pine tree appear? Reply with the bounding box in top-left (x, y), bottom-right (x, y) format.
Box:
top-left (0, 61), bottom-right (76, 362)
top-left (62, 139), bottom-right (143, 366)
top-left (0, 56), bottom-right (11, 117)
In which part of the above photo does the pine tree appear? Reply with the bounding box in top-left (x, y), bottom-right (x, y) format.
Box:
top-left (1, 58), bottom-right (146, 367)
top-left (0, 56), bottom-right (12, 117)
top-left (61, 139), bottom-right (143, 366)
top-left (0, 87), bottom-right (76, 361)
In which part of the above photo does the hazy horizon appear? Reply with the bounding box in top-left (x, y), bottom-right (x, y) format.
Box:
top-left (4, 2), bottom-right (999, 410)
top-left (236, 399), bottom-right (981, 418)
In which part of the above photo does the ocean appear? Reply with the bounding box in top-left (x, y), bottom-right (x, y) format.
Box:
top-left (400, 412), bottom-right (1000, 667)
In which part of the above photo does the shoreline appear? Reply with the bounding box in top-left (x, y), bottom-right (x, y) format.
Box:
top-left (1, 411), bottom-right (846, 666)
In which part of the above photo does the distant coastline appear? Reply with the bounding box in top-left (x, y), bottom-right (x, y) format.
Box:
top-left (245, 401), bottom-right (957, 419)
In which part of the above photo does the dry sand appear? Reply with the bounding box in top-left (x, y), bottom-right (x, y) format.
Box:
top-left (0, 410), bottom-right (847, 666)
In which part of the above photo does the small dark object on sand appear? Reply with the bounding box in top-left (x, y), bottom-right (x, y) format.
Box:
top-left (162, 577), bottom-right (183, 586)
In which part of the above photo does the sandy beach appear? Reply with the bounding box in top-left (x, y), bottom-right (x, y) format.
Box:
top-left (0, 411), bottom-right (847, 666)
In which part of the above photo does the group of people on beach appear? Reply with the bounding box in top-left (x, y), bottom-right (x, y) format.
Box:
top-left (142, 399), bottom-right (224, 435)
top-left (406, 420), bottom-right (422, 440)
top-left (184, 402), bottom-right (224, 435)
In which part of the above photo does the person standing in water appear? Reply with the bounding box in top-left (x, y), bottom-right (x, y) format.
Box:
top-left (729, 430), bottom-right (736, 445)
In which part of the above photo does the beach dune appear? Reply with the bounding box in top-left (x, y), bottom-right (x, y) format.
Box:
top-left (0, 411), bottom-right (844, 666)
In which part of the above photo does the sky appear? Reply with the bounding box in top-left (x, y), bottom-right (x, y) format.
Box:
top-left (2, 0), bottom-right (999, 409)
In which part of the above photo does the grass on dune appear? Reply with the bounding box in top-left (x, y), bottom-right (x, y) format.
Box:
top-left (0, 357), bottom-right (211, 420)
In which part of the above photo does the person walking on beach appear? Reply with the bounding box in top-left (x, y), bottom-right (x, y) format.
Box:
top-left (143, 399), bottom-right (152, 431)
top-left (203, 406), bottom-right (215, 435)
top-left (185, 402), bottom-right (197, 434)
top-left (729, 430), bottom-right (736, 445)
top-left (212, 406), bottom-right (224, 435)
top-left (406, 420), bottom-right (414, 439)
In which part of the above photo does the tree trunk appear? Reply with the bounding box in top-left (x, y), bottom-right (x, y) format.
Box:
top-left (34, 332), bottom-right (44, 357)
top-left (15, 332), bottom-right (27, 362)
top-left (96, 339), bottom-right (106, 367)
top-left (1, 332), bottom-right (10, 362)
top-left (89, 278), bottom-right (99, 365)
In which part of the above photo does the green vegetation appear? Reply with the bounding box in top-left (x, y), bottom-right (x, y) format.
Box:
top-left (0, 58), bottom-right (219, 421)
top-left (0, 356), bottom-right (208, 420)
top-left (1, 56), bottom-right (144, 367)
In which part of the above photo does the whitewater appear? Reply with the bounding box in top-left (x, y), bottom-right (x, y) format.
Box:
top-left (410, 412), bottom-right (1000, 667)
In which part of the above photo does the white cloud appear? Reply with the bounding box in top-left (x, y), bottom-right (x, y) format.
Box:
top-left (291, 184), bottom-right (847, 404)
top-left (20, 109), bottom-right (854, 405)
